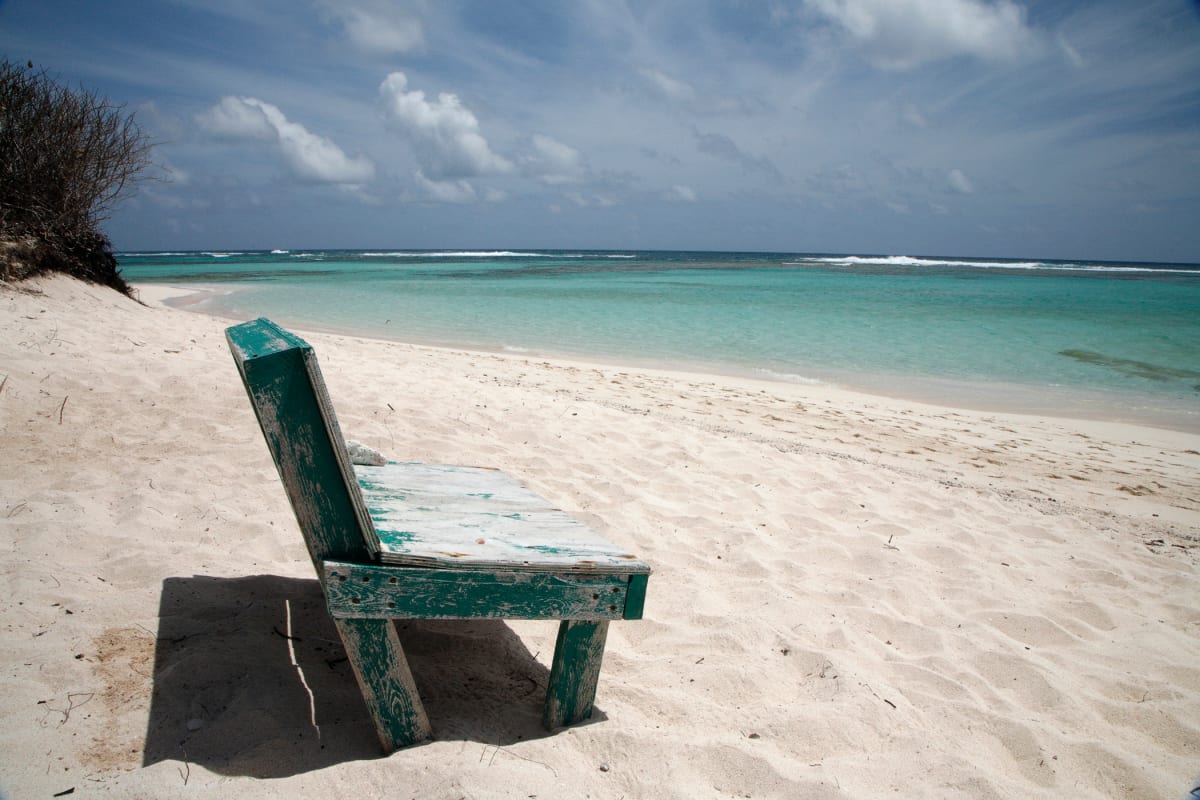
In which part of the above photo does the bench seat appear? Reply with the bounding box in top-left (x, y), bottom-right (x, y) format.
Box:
top-left (357, 461), bottom-right (647, 573)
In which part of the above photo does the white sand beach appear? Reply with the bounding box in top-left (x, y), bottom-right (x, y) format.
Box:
top-left (2, 275), bottom-right (1198, 798)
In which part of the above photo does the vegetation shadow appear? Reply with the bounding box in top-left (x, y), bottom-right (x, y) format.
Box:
top-left (144, 574), bottom-right (569, 778)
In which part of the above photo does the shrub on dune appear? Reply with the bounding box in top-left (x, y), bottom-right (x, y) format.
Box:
top-left (0, 59), bottom-right (153, 296)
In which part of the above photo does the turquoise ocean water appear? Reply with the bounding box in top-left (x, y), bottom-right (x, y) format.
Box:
top-left (118, 250), bottom-right (1200, 430)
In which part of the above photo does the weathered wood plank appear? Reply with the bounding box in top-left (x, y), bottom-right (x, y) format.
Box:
top-left (323, 560), bottom-right (632, 620)
top-left (333, 617), bottom-right (432, 752)
top-left (226, 319), bottom-right (375, 565)
top-left (542, 620), bottom-right (610, 730)
top-left (623, 573), bottom-right (649, 620)
top-left (357, 462), bottom-right (651, 574)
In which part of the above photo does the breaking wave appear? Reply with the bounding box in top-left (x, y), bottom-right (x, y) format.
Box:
top-left (786, 255), bottom-right (1200, 274)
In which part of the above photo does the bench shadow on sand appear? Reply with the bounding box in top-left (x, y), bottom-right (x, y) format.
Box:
top-left (143, 574), bottom-right (604, 778)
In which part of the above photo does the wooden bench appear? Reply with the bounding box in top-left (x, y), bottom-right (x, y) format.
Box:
top-left (225, 318), bottom-right (650, 752)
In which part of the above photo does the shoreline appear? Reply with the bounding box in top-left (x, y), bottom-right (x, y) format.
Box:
top-left (135, 280), bottom-right (1200, 529)
top-left (140, 281), bottom-right (1200, 435)
top-left (4, 275), bottom-right (1197, 798)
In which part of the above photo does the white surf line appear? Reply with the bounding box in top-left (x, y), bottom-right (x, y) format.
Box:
top-left (285, 598), bottom-right (321, 738)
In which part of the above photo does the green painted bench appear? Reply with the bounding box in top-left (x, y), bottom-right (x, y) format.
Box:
top-left (225, 318), bottom-right (651, 752)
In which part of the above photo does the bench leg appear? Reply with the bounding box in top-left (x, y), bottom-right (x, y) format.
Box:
top-left (542, 619), bottom-right (610, 731)
top-left (334, 618), bottom-right (432, 752)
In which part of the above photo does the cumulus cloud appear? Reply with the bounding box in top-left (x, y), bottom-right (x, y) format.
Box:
top-left (415, 170), bottom-right (477, 203)
top-left (197, 95), bottom-right (275, 140)
top-left (522, 134), bottom-right (585, 185)
top-left (379, 72), bottom-right (512, 180)
top-left (807, 0), bottom-right (1038, 70)
top-left (198, 96), bottom-right (375, 184)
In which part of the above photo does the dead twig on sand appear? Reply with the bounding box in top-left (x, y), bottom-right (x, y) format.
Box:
top-left (57, 394), bottom-right (67, 423)
top-left (480, 744), bottom-right (559, 777)
top-left (43, 692), bottom-right (94, 726)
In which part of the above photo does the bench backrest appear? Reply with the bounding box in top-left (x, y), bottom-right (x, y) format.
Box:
top-left (226, 318), bottom-right (376, 568)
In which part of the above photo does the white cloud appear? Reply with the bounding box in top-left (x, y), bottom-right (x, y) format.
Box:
top-left (415, 170), bottom-right (477, 203)
top-left (640, 68), bottom-right (697, 103)
top-left (523, 134), bottom-right (585, 185)
top-left (344, 8), bottom-right (423, 53)
top-left (197, 95), bottom-right (275, 139)
top-left (807, 0), bottom-right (1038, 70)
top-left (198, 96), bottom-right (375, 184)
top-left (318, 2), bottom-right (424, 54)
top-left (379, 72), bottom-right (512, 180)
top-left (947, 168), bottom-right (974, 194)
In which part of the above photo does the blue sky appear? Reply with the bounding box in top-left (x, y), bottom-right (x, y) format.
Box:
top-left (2, 0), bottom-right (1199, 261)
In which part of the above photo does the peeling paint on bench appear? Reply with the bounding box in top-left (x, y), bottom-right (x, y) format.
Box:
top-left (358, 462), bottom-right (650, 574)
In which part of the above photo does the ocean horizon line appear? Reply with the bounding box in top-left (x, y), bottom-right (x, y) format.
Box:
top-left (117, 246), bottom-right (1200, 270)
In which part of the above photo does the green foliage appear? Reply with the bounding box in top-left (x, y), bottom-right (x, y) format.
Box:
top-left (0, 59), bottom-right (153, 296)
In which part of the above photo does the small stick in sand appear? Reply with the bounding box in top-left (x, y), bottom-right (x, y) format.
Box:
top-left (57, 395), bottom-right (67, 423)
top-left (47, 692), bottom-right (94, 725)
